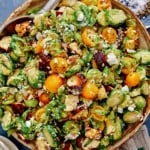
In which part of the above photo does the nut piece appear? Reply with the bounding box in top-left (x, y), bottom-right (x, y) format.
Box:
top-left (35, 139), bottom-right (49, 150)
top-left (0, 36), bottom-right (11, 51)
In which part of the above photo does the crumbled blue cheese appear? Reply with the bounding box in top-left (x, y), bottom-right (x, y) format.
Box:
top-left (128, 104), bottom-right (136, 111)
top-left (121, 85), bottom-right (129, 92)
top-left (107, 53), bottom-right (119, 66)
top-left (36, 32), bottom-right (42, 40)
top-left (64, 95), bottom-right (79, 111)
top-left (25, 120), bottom-right (32, 128)
top-left (77, 12), bottom-right (85, 21)
top-left (117, 107), bottom-right (124, 114)
top-left (126, 49), bottom-right (136, 53)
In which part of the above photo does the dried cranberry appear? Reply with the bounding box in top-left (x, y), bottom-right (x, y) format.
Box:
top-left (12, 103), bottom-right (25, 114)
top-left (27, 112), bottom-right (33, 120)
top-left (56, 11), bottom-right (63, 16)
top-left (39, 54), bottom-right (50, 71)
top-left (106, 85), bottom-right (113, 92)
top-left (93, 51), bottom-right (107, 70)
top-left (76, 137), bottom-right (83, 148)
top-left (63, 142), bottom-right (71, 150)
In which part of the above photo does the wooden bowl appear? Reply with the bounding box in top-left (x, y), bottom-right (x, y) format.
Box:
top-left (1, 0), bottom-right (150, 149)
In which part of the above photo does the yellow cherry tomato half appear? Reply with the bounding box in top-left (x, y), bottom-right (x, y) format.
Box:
top-left (101, 27), bottom-right (117, 44)
top-left (81, 81), bottom-right (99, 100)
top-left (126, 26), bottom-right (139, 40)
top-left (81, 27), bottom-right (97, 47)
top-left (125, 72), bottom-right (140, 87)
top-left (50, 57), bottom-right (68, 73)
top-left (97, 0), bottom-right (112, 11)
top-left (44, 74), bottom-right (64, 93)
top-left (123, 39), bottom-right (137, 50)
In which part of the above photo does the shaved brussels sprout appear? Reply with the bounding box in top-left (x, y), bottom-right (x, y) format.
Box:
top-left (1, 111), bottom-right (12, 130)
top-left (97, 10), bottom-right (109, 27)
top-left (63, 120), bottom-right (80, 139)
top-left (2, 95), bottom-right (15, 105)
top-left (123, 111), bottom-right (143, 123)
top-left (119, 95), bottom-right (131, 109)
top-left (74, 4), bottom-right (97, 27)
top-left (0, 53), bottom-right (14, 76)
top-left (107, 90), bottom-right (124, 107)
top-left (86, 68), bottom-right (102, 84)
top-left (10, 35), bottom-right (32, 56)
top-left (7, 69), bottom-right (26, 87)
top-left (133, 50), bottom-right (150, 65)
top-left (24, 99), bottom-right (38, 108)
top-left (24, 58), bottom-right (45, 88)
top-left (64, 64), bottom-right (82, 77)
top-left (0, 107), bottom-right (3, 118)
top-left (141, 80), bottom-right (149, 95)
top-left (113, 117), bottom-right (123, 140)
top-left (102, 66), bottom-right (118, 86)
top-left (43, 125), bottom-right (58, 148)
top-left (0, 74), bottom-right (5, 87)
top-left (106, 9), bottom-right (127, 26)
top-left (133, 96), bottom-right (146, 111)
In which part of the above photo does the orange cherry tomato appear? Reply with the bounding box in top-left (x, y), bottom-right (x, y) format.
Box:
top-left (126, 26), bottom-right (139, 40)
top-left (91, 59), bottom-right (98, 69)
top-left (39, 92), bottom-right (50, 105)
top-left (81, 27), bottom-right (97, 47)
top-left (101, 27), bottom-right (117, 44)
top-left (125, 72), bottom-right (140, 87)
top-left (121, 57), bottom-right (136, 74)
top-left (90, 105), bottom-right (105, 122)
top-left (35, 39), bottom-right (43, 54)
top-left (81, 81), bottom-right (99, 100)
top-left (50, 57), bottom-right (68, 73)
top-left (97, 0), bottom-right (112, 11)
top-left (44, 74), bottom-right (64, 93)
